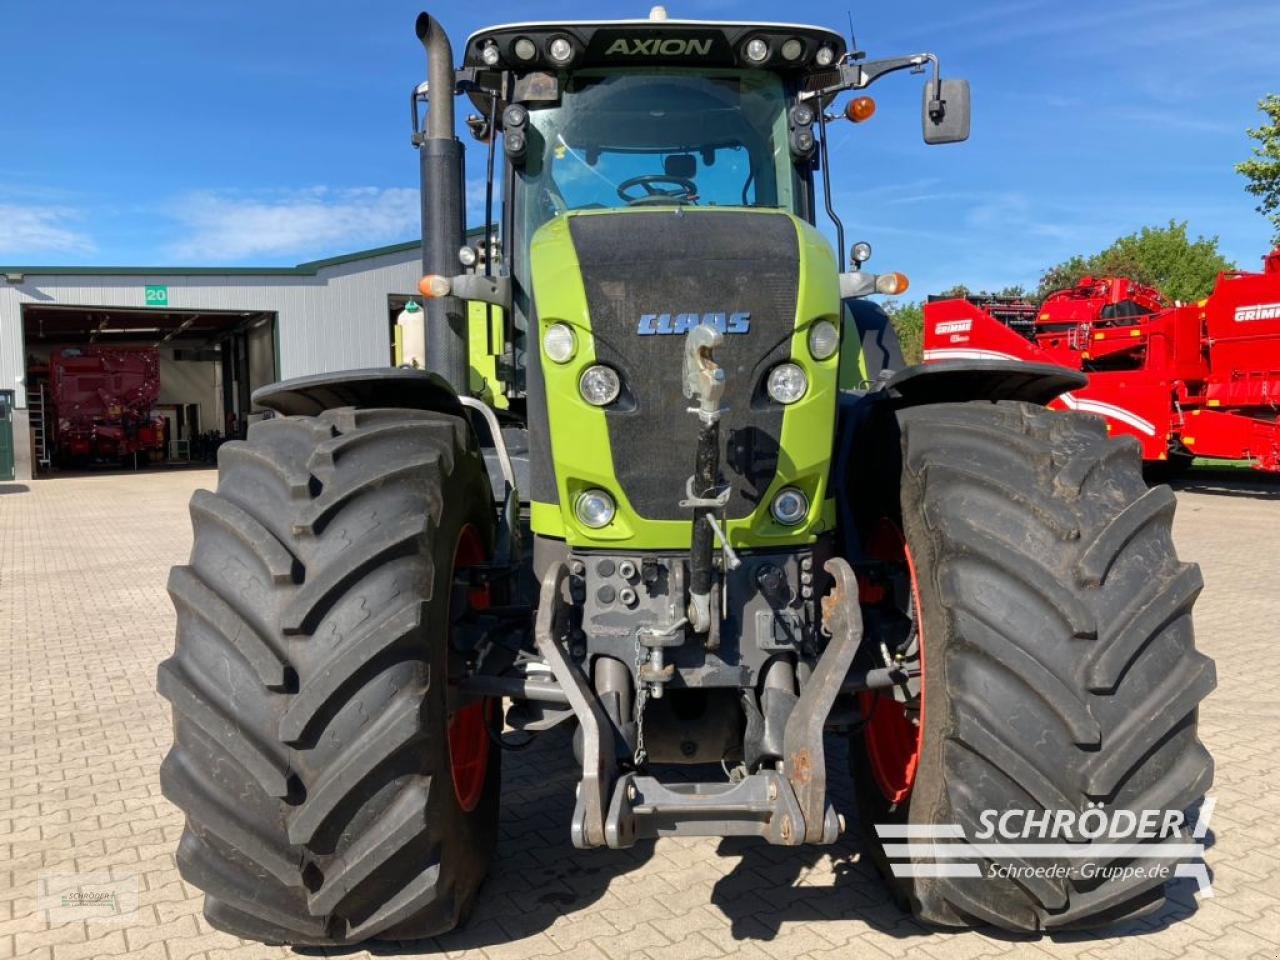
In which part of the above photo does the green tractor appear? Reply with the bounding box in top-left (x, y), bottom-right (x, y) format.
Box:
top-left (158, 8), bottom-right (1215, 945)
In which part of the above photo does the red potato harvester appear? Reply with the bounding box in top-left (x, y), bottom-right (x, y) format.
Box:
top-left (923, 247), bottom-right (1280, 473)
top-left (49, 346), bottom-right (167, 465)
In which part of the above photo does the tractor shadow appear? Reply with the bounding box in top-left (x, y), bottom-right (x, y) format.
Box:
top-left (0, 483), bottom-right (30, 495)
top-left (707, 740), bottom-right (1209, 945)
top-left (312, 732), bottom-right (1207, 955)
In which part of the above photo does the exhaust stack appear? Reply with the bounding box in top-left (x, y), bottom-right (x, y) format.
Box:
top-left (415, 12), bottom-right (469, 393)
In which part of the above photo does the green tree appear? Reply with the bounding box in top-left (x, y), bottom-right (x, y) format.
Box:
top-left (885, 300), bottom-right (924, 365)
top-left (1237, 93), bottom-right (1280, 245)
top-left (1036, 221), bottom-right (1234, 302)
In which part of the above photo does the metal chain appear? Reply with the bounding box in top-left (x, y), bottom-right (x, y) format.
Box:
top-left (632, 629), bottom-right (648, 767)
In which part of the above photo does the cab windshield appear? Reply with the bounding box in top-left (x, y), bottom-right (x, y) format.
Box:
top-left (517, 69), bottom-right (797, 245)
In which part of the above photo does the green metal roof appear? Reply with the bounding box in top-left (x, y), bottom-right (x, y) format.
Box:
top-left (1, 226), bottom-right (488, 281)
top-left (0, 239), bottom-right (427, 279)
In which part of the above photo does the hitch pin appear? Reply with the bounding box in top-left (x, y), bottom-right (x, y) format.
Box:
top-left (704, 514), bottom-right (741, 571)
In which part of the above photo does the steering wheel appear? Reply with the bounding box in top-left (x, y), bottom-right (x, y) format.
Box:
top-left (617, 174), bottom-right (698, 206)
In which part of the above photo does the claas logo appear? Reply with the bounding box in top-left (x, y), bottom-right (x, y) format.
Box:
top-left (638, 312), bottom-right (751, 335)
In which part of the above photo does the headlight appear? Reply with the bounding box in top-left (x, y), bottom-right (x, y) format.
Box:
top-left (480, 42), bottom-right (501, 66)
top-left (548, 36), bottom-right (574, 64)
top-left (513, 37), bottom-right (537, 61)
top-left (790, 104), bottom-right (816, 127)
top-left (780, 38), bottom-right (804, 61)
top-left (875, 272), bottom-right (910, 295)
top-left (770, 487), bottom-right (809, 526)
top-left (766, 363), bottom-right (808, 404)
top-left (579, 365), bottom-right (621, 406)
top-left (745, 38), bottom-right (769, 63)
top-left (575, 489), bottom-right (616, 529)
top-left (851, 240), bottom-right (873, 265)
top-left (457, 245), bottom-right (478, 268)
top-left (808, 320), bottom-right (839, 361)
top-left (543, 323), bottom-right (576, 363)
top-left (815, 45), bottom-right (836, 67)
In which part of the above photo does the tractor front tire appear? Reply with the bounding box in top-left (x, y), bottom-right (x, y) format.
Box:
top-left (852, 400), bottom-right (1214, 931)
top-left (158, 407), bottom-right (499, 945)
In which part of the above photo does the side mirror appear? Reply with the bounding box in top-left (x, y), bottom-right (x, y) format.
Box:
top-left (922, 78), bottom-right (971, 145)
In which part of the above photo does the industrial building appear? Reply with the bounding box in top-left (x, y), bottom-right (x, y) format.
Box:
top-left (0, 241), bottom-right (429, 482)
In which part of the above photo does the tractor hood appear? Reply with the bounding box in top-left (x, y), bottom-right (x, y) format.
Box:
top-left (526, 207), bottom-right (842, 550)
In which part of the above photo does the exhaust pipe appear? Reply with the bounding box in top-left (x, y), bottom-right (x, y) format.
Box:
top-left (415, 12), bottom-right (469, 393)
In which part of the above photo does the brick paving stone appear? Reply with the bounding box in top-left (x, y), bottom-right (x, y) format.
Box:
top-left (2, 467), bottom-right (1278, 960)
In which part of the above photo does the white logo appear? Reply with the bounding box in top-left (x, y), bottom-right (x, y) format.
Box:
top-left (1234, 302), bottom-right (1280, 322)
top-left (605, 37), bottom-right (715, 57)
top-left (876, 797), bottom-right (1215, 896)
top-left (934, 319), bottom-right (972, 335)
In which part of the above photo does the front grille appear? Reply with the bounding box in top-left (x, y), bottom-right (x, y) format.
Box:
top-left (568, 210), bottom-right (799, 521)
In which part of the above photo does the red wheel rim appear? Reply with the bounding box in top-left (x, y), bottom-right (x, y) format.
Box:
top-left (448, 524), bottom-right (492, 813)
top-left (859, 521), bottom-right (926, 805)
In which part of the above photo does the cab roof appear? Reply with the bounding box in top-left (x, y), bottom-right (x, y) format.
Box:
top-left (463, 19), bottom-right (847, 73)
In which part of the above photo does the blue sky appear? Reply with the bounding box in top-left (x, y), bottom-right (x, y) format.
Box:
top-left (2, 0), bottom-right (1277, 296)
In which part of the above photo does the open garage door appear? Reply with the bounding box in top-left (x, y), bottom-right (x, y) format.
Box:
top-left (21, 304), bottom-right (276, 476)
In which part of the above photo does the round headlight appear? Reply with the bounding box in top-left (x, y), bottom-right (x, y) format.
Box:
top-left (815, 45), bottom-right (836, 67)
top-left (575, 489), bottom-right (616, 529)
top-left (579, 365), bottom-right (621, 406)
top-left (771, 487), bottom-right (809, 526)
top-left (480, 42), bottom-right (501, 66)
top-left (780, 38), bottom-right (804, 61)
top-left (548, 36), bottom-right (574, 64)
top-left (745, 38), bottom-right (769, 63)
top-left (808, 320), bottom-right (839, 361)
top-left (851, 240), bottom-right (873, 265)
top-left (513, 37), bottom-right (537, 61)
top-left (766, 363), bottom-right (808, 404)
top-left (457, 245), bottom-right (478, 268)
top-left (543, 323), bottom-right (576, 363)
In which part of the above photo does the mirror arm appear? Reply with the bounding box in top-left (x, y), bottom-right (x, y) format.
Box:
top-left (449, 273), bottom-right (513, 312)
top-left (801, 52), bottom-right (940, 102)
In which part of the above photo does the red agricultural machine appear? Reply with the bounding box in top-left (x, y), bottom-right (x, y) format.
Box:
top-left (49, 346), bottom-right (166, 466)
top-left (923, 247), bottom-right (1280, 473)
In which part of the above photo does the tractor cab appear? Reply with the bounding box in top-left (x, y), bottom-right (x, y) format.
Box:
top-left (461, 17), bottom-right (847, 253)
top-left (440, 14), bottom-right (969, 284)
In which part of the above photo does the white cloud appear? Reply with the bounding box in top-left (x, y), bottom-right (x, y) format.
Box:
top-left (0, 204), bottom-right (95, 257)
top-left (166, 186), bottom-right (419, 262)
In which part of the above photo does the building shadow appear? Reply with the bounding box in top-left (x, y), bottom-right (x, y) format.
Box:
top-left (1165, 467), bottom-right (1280, 500)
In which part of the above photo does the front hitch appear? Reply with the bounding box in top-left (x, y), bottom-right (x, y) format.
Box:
top-left (680, 324), bottom-right (732, 636)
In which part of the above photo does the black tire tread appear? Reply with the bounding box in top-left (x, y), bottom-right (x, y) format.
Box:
top-left (158, 406), bottom-right (497, 945)
top-left (858, 400), bottom-right (1213, 932)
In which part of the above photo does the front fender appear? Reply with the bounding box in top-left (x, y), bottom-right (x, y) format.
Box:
top-left (885, 359), bottom-right (1085, 407)
top-left (252, 368), bottom-right (463, 417)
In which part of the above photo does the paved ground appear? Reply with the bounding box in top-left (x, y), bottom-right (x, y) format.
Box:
top-left (2, 467), bottom-right (1279, 960)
